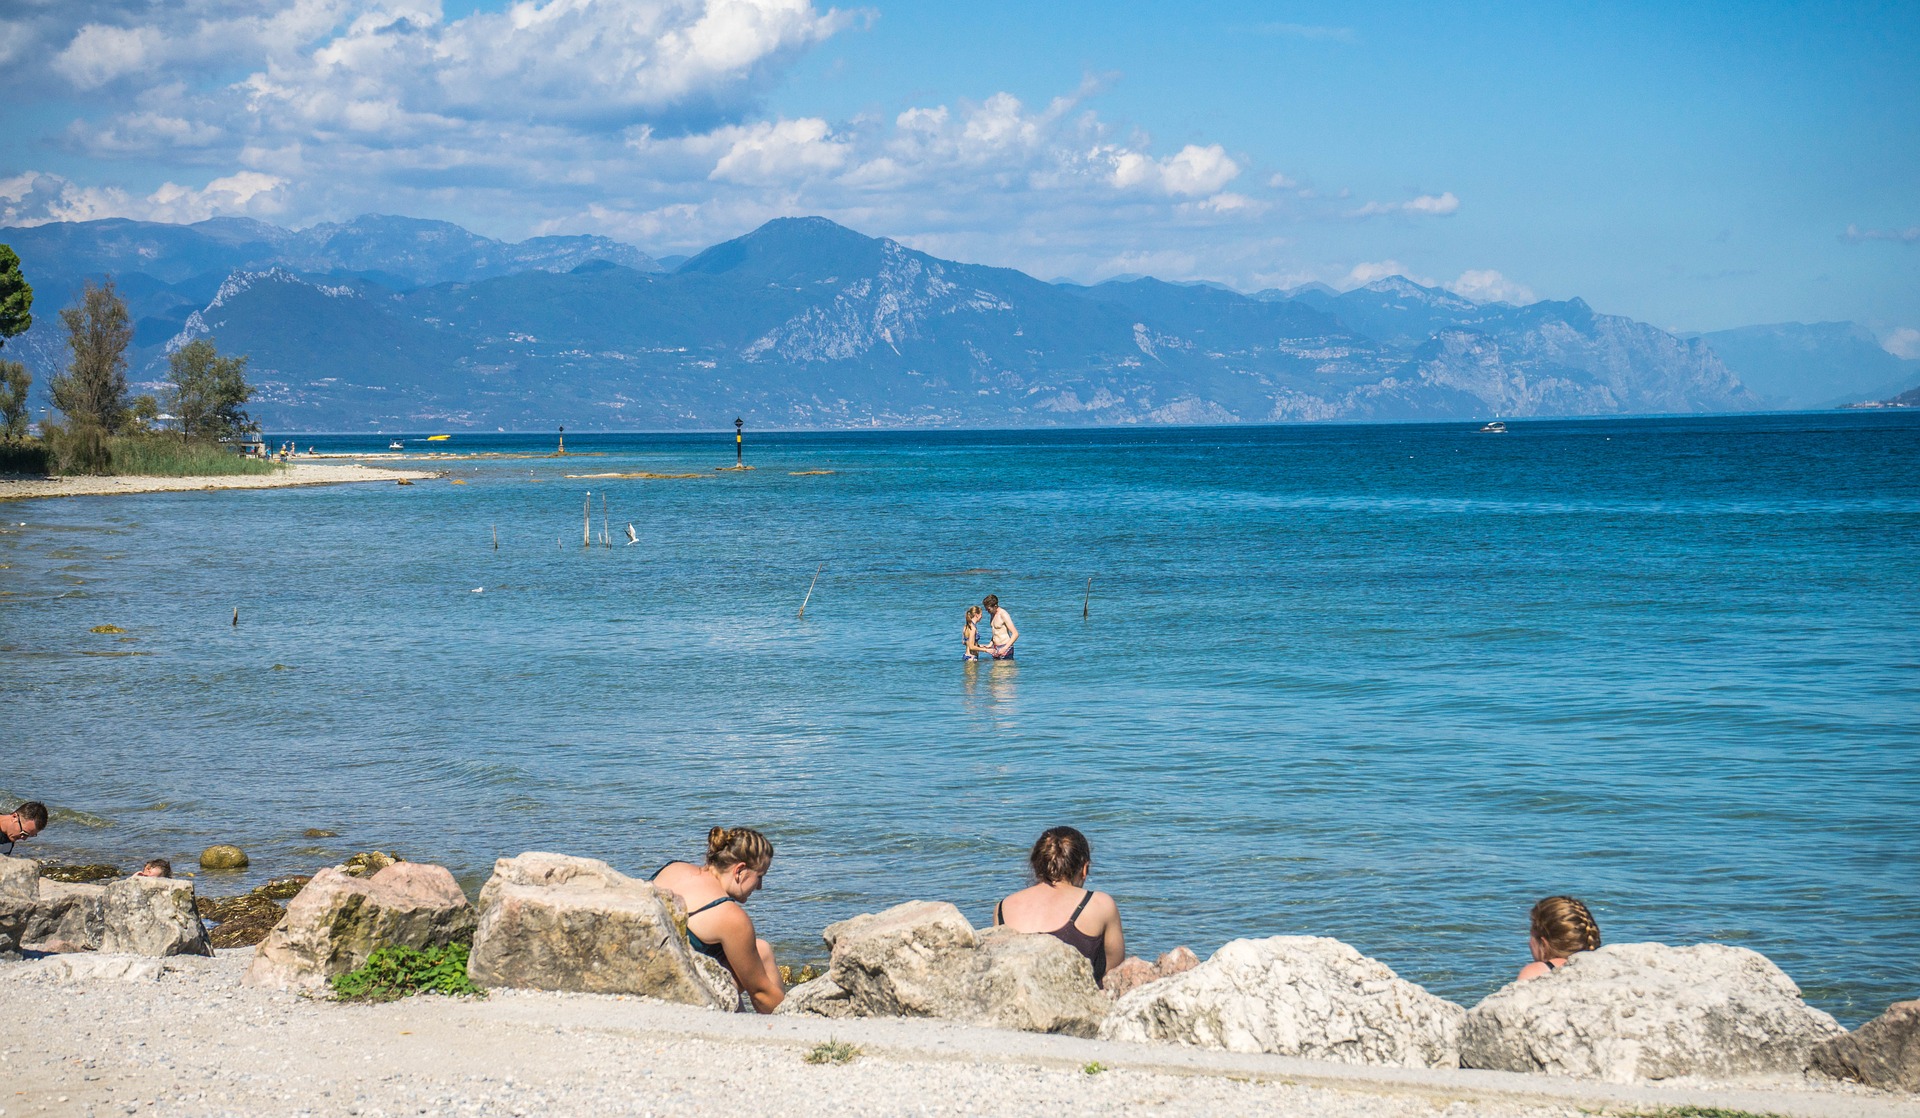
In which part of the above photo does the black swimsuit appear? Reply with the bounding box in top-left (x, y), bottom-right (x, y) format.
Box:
top-left (997, 890), bottom-right (1105, 984)
top-left (651, 862), bottom-right (738, 962)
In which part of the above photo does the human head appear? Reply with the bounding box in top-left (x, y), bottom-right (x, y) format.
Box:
top-left (139, 859), bottom-right (172, 878)
top-left (10, 802), bottom-right (48, 838)
top-left (1029, 826), bottom-right (1091, 885)
top-left (966, 606), bottom-right (982, 622)
top-left (706, 826), bottom-right (773, 898)
top-left (1529, 896), bottom-right (1600, 960)
top-left (982, 594), bottom-right (1000, 614)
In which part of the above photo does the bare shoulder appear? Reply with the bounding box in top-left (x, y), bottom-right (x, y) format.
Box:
top-left (1088, 890), bottom-right (1122, 919)
top-left (1516, 960), bottom-right (1548, 982)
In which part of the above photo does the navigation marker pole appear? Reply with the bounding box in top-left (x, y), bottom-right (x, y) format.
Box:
top-left (583, 492), bottom-right (592, 548)
top-left (798, 563), bottom-right (823, 619)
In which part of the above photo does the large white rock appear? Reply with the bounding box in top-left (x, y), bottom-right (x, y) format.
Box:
top-left (245, 862), bottom-right (476, 991)
top-left (1098, 936), bottom-right (1465, 1069)
top-left (465, 852), bottom-right (732, 1009)
top-left (785, 900), bottom-right (1110, 1037)
top-left (0, 855), bottom-right (37, 955)
top-left (99, 876), bottom-right (210, 957)
top-left (23, 879), bottom-right (107, 951)
top-left (1460, 942), bottom-right (1845, 1083)
top-left (28, 953), bottom-right (166, 983)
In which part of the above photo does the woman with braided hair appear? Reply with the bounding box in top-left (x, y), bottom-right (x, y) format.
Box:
top-left (1517, 895), bottom-right (1601, 981)
top-left (653, 827), bottom-right (784, 1012)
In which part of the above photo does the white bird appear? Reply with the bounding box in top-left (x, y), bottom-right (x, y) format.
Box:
top-left (625, 523), bottom-right (638, 545)
top-left (471, 587), bottom-right (484, 594)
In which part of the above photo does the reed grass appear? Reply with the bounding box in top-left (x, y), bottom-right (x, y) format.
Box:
top-left (100, 437), bottom-right (281, 477)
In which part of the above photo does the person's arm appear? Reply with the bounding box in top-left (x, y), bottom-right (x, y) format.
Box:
top-left (1096, 892), bottom-right (1125, 977)
top-left (1003, 612), bottom-right (1019, 647)
top-left (711, 906), bottom-right (784, 1012)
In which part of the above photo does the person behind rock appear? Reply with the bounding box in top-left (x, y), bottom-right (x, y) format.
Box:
top-left (137, 859), bottom-right (172, 878)
top-left (0, 801), bottom-right (48, 855)
top-left (992, 825), bottom-right (1124, 986)
top-left (1517, 895), bottom-right (1601, 981)
top-left (652, 827), bottom-right (784, 1013)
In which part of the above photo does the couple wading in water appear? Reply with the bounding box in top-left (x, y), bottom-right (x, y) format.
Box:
top-left (963, 593), bottom-right (1018, 661)
top-left (650, 824), bottom-right (1125, 1014)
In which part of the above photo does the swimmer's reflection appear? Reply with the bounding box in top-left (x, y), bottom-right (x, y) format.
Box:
top-left (962, 657), bottom-right (1018, 720)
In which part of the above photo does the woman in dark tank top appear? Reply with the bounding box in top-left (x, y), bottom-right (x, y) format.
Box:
top-left (991, 825), bottom-right (1125, 986)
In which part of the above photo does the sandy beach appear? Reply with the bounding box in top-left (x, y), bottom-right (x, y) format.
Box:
top-left (0, 462), bottom-right (438, 502)
top-left (1, 950), bottom-right (1908, 1118)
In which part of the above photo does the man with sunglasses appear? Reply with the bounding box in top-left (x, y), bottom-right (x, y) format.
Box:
top-left (1, 802), bottom-right (48, 855)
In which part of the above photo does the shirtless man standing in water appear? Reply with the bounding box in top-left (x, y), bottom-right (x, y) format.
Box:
top-left (982, 594), bottom-right (1019, 659)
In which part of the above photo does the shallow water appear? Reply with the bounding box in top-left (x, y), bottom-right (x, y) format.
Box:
top-left (5, 412), bottom-right (1917, 1023)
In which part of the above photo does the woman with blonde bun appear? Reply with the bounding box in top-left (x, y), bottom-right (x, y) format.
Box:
top-left (1517, 895), bottom-right (1601, 981)
top-left (653, 827), bottom-right (783, 1012)
top-left (991, 826), bottom-right (1124, 985)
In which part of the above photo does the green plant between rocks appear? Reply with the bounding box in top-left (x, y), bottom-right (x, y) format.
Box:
top-left (803, 1040), bottom-right (861, 1065)
top-left (329, 943), bottom-right (484, 1004)
top-left (1082, 1061), bottom-right (1108, 1075)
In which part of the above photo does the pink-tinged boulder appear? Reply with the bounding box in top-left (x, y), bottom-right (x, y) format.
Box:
top-left (1813, 1000), bottom-right (1920, 1093)
top-left (464, 852), bottom-right (734, 1009)
top-left (1102, 944), bottom-right (1205, 998)
top-left (99, 877), bottom-right (210, 957)
top-left (1157, 945), bottom-right (1200, 977)
top-left (244, 862), bottom-right (475, 990)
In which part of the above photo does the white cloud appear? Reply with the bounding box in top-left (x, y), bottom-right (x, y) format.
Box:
top-left (1843, 224), bottom-right (1920, 244)
top-left (1267, 172), bottom-right (1297, 189)
top-left (1447, 268), bottom-right (1537, 304)
top-left (709, 118), bottom-right (849, 183)
top-left (0, 170), bottom-right (288, 227)
top-left (1107, 143), bottom-right (1240, 197)
top-left (51, 22), bottom-right (165, 89)
top-left (1349, 191), bottom-right (1459, 218)
top-left (1883, 327), bottom-right (1920, 359)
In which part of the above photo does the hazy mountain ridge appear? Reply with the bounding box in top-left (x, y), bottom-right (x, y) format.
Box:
top-left (0, 212), bottom-right (1820, 431)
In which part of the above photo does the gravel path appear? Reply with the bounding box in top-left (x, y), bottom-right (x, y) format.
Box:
top-left (1, 952), bottom-right (1911, 1118)
top-left (0, 463), bottom-right (436, 502)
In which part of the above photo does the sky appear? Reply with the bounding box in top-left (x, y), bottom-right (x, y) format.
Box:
top-left (0, 0), bottom-right (1915, 341)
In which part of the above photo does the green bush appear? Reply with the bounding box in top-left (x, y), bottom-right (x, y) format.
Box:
top-left (329, 943), bottom-right (484, 1003)
top-left (0, 439), bottom-right (49, 475)
top-left (101, 436), bottom-right (279, 477)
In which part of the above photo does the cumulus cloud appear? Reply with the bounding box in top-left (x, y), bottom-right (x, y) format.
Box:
top-left (1343, 260), bottom-right (1435, 288)
top-left (1844, 223), bottom-right (1920, 244)
top-left (1349, 191), bottom-right (1459, 218)
top-left (709, 118), bottom-right (849, 183)
top-left (1883, 327), bottom-right (1920, 359)
top-left (1107, 143), bottom-right (1241, 197)
top-left (1447, 268), bottom-right (1537, 304)
top-left (0, 169), bottom-right (289, 226)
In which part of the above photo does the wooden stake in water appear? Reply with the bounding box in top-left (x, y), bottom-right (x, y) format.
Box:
top-left (601, 493), bottom-right (610, 549)
top-left (798, 563), bottom-right (823, 618)
top-left (1083, 576), bottom-right (1092, 619)
top-left (231, 606), bottom-right (239, 628)
top-left (492, 524), bottom-right (498, 551)
top-left (583, 492), bottom-right (591, 548)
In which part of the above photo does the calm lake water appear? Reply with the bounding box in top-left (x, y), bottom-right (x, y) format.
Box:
top-left (4, 411), bottom-right (1916, 1022)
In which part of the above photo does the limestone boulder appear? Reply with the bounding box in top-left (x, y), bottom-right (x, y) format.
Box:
top-left (99, 876), bottom-right (211, 957)
top-left (1812, 1000), bottom-right (1920, 1093)
top-left (787, 900), bottom-right (1108, 1036)
top-left (1103, 945), bottom-right (1204, 999)
top-left (0, 855), bottom-right (38, 955)
top-left (29, 953), bottom-right (166, 983)
top-left (1460, 942), bottom-right (1844, 1083)
top-left (464, 852), bottom-right (730, 1009)
top-left (1099, 936), bottom-right (1465, 1069)
top-left (244, 862), bottom-right (474, 990)
top-left (23, 879), bottom-right (106, 951)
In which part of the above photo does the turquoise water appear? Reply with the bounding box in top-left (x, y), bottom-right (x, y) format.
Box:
top-left (4, 411), bottom-right (1916, 1022)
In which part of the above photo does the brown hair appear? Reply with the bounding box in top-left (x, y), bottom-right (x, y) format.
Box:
top-left (1029, 826), bottom-right (1091, 884)
top-left (143, 859), bottom-right (172, 878)
top-left (1530, 895), bottom-right (1601, 958)
top-left (14, 802), bottom-right (47, 829)
top-left (706, 826), bottom-right (774, 872)
top-left (982, 594), bottom-right (999, 612)
top-left (966, 606), bottom-right (982, 621)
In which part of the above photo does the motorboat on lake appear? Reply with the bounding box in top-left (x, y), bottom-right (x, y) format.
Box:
top-left (1479, 421), bottom-right (1508, 433)
top-left (388, 440), bottom-right (404, 450)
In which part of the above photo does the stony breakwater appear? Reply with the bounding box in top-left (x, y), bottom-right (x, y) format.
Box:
top-left (4, 850), bottom-right (1915, 1100)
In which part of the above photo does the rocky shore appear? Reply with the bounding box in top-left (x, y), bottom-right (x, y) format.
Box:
top-left (3, 851), bottom-right (1916, 1117)
top-left (0, 461), bottom-right (437, 501)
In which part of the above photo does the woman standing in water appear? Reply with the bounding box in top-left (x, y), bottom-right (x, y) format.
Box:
top-left (992, 826), bottom-right (1124, 986)
top-left (653, 827), bottom-right (785, 1012)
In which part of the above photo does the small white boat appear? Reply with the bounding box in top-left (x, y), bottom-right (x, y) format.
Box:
top-left (1479, 421), bottom-right (1508, 433)
top-left (388, 440), bottom-right (404, 450)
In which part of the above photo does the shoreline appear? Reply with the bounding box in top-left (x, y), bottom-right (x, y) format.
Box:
top-left (0, 461), bottom-right (439, 502)
top-left (4, 950), bottom-right (1909, 1118)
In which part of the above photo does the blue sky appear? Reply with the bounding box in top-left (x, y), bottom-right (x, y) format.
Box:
top-left (1, 0), bottom-right (1915, 341)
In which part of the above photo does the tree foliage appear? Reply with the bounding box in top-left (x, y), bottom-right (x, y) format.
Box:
top-left (50, 279), bottom-right (133, 434)
top-left (0, 360), bottom-right (30, 441)
top-left (166, 337), bottom-right (255, 440)
top-left (0, 244), bottom-right (31, 347)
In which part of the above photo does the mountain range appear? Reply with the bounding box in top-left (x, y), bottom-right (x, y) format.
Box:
top-left (0, 213), bottom-right (1909, 431)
